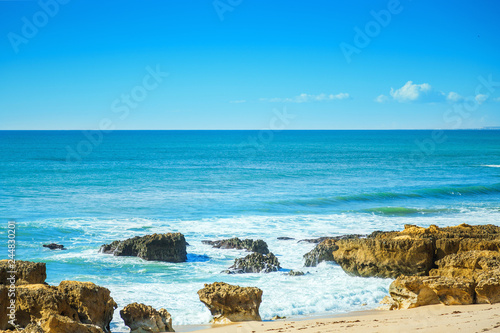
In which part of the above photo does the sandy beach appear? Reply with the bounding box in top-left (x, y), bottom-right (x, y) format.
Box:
top-left (195, 304), bottom-right (500, 333)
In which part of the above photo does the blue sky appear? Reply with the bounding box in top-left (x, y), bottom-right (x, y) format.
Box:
top-left (0, 0), bottom-right (499, 129)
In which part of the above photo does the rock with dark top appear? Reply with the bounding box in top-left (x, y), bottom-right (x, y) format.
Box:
top-left (100, 233), bottom-right (187, 262)
top-left (202, 237), bottom-right (269, 255)
top-left (43, 243), bottom-right (66, 250)
top-left (0, 260), bottom-right (46, 285)
top-left (303, 239), bottom-right (339, 267)
top-left (227, 252), bottom-right (281, 273)
top-left (277, 237), bottom-right (295, 241)
top-left (287, 270), bottom-right (305, 276)
top-left (120, 303), bottom-right (174, 333)
top-left (299, 234), bottom-right (365, 244)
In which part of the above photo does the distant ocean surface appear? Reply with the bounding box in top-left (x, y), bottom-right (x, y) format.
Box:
top-left (1, 130), bottom-right (500, 331)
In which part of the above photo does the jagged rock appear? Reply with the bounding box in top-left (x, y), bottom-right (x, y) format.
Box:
top-left (202, 238), bottom-right (269, 254)
top-left (58, 281), bottom-right (117, 332)
top-left (475, 269), bottom-right (500, 304)
top-left (287, 270), bottom-right (305, 276)
top-left (40, 314), bottom-right (104, 333)
top-left (307, 224), bottom-right (500, 279)
top-left (332, 237), bottom-right (435, 278)
top-left (272, 315), bottom-right (286, 320)
top-left (43, 243), bottom-right (66, 250)
top-left (0, 260), bottom-right (46, 285)
top-left (385, 275), bottom-right (475, 309)
top-left (303, 239), bottom-right (338, 267)
top-left (0, 281), bottom-right (116, 332)
top-left (100, 233), bottom-right (187, 262)
top-left (198, 282), bottom-right (262, 323)
top-left (429, 250), bottom-right (500, 279)
top-left (228, 252), bottom-right (280, 273)
top-left (120, 302), bottom-right (174, 333)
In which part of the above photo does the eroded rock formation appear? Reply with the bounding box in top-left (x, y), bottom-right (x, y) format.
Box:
top-left (0, 260), bottom-right (46, 285)
top-left (198, 282), bottom-right (262, 323)
top-left (202, 238), bottom-right (269, 254)
top-left (120, 302), bottom-right (174, 333)
top-left (100, 233), bottom-right (187, 262)
top-left (227, 252), bottom-right (280, 273)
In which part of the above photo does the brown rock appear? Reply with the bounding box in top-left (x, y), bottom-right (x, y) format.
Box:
top-left (386, 275), bottom-right (475, 309)
top-left (100, 233), bottom-right (187, 262)
top-left (40, 314), bottom-right (104, 333)
top-left (120, 302), bottom-right (174, 333)
top-left (429, 250), bottom-right (500, 279)
top-left (331, 237), bottom-right (435, 278)
top-left (0, 260), bottom-right (46, 285)
top-left (475, 269), bottom-right (500, 304)
top-left (198, 282), bottom-right (262, 323)
top-left (57, 281), bottom-right (117, 332)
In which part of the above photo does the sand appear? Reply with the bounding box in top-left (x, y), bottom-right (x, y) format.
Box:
top-left (193, 304), bottom-right (500, 333)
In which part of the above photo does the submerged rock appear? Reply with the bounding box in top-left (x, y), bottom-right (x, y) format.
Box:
top-left (0, 260), bottom-right (46, 285)
top-left (227, 252), bottom-right (281, 273)
top-left (202, 237), bottom-right (269, 254)
top-left (277, 237), bottom-right (295, 241)
top-left (43, 243), bottom-right (66, 250)
top-left (287, 270), bottom-right (305, 276)
top-left (198, 282), bottom-right (262, 323)
top-left (120, 303), bottom-right (174, 333)
top-left (100, 233), bottom-right (187, 262)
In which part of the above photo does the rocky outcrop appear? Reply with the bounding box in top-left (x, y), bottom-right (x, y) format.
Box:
top-left (202, 238), bottom-right (269, 255)
top-left (227, 252), bottom-right (280, 273)
top-left (100, 233), bottom-right (187, 262)
top-left (305, 224), bottom-right (500, 279)
top-left (0, 260), bottom-right (46, 285)
top-left (0, 281), bottom-right (116, 332)
top-left (383, 275), bottom-right (475, 310)
top-left (120, 303), bottom-right (174, 333)
top-left (475, 269), bottom-right (500, 304)
top-left (198, 282), bottom-right (262, 323)
top-left (303, 239), bottom-right (338, 267)
top-left (429, 250), bottom-right (500, 279)
top-left (43, 243), bottom-right (66, 250)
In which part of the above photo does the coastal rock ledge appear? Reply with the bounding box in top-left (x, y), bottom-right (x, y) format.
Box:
top-left (304, 223), bottom-right (500, 278)
top-left (198, 282), bottom-right (263, 323)
top-left (120, 303), bottom-right (174, 333)
top-left (100, 233), bottom-right (187, 262)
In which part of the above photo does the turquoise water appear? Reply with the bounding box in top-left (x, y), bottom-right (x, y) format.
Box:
top-left (1, 130), bottom-right (500, 330)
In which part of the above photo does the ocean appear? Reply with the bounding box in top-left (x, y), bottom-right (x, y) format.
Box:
top-left (1, 130), bottom-right (499, 331)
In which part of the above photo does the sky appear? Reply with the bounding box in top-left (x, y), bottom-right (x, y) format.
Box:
top-left (0, 0), bottom-right (499, 130)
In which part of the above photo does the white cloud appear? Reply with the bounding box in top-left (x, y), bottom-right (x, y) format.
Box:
top-left (229, 100), bottom-right (246, 104)
top-left (475, 94), bottom-right (488, 104)
top-left (389, 81), bottom-right (432, 102)
top-left (374, 94), bottom-right (389, 103)
top-left (446, 92), bottom-right (463, 102)
top-left (261, 93), bottom-right (349, 103)
top-left (494, 97), bottom-right (500, 102)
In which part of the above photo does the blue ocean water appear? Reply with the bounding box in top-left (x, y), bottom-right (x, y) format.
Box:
top-left (1, 130), bottom-right (500, 330)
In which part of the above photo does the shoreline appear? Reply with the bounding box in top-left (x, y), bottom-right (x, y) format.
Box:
top-left (181, 303), bottom-right (500, 333)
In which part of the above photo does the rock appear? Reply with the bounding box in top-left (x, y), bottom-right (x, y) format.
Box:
top-left (287, 270), bottom-right (305, 276)
top-left (0, 260), bottom-right (46, 285)
top-left (429, 250), bottom-right (500, 279)
top-left (120, 302), bottom-right (174, 333)
top-left (303, 239), bottom-right (339, 267)
top-left (385, 275), bottom-right (475, 309)
top-left (100, 233), bottom-right (187, 262)
top-left (202, 238), bottom-right (269, 255)
top-left (272, 315), bottom-right (286, 320)
top-left (277, 237), bottom-right (295, 241)
top-left (57, 281), bottom-right (117, 332)
top-left (43, 243), bottom-right (66, 250)
top-left (198, 282), bottom-right (262, 323)
top-left (228, 252), bottom-right (280, 273)
top-left (299, 234), bottom-right (365, 244)
top-left (0, 281), bottom-right (116, 332)
top-left (40, 314), bottom-right (104, 333)
top-left (309, 224), bottom-right (500, 279)
top-left (475, 269), bottom-right (500, 304)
